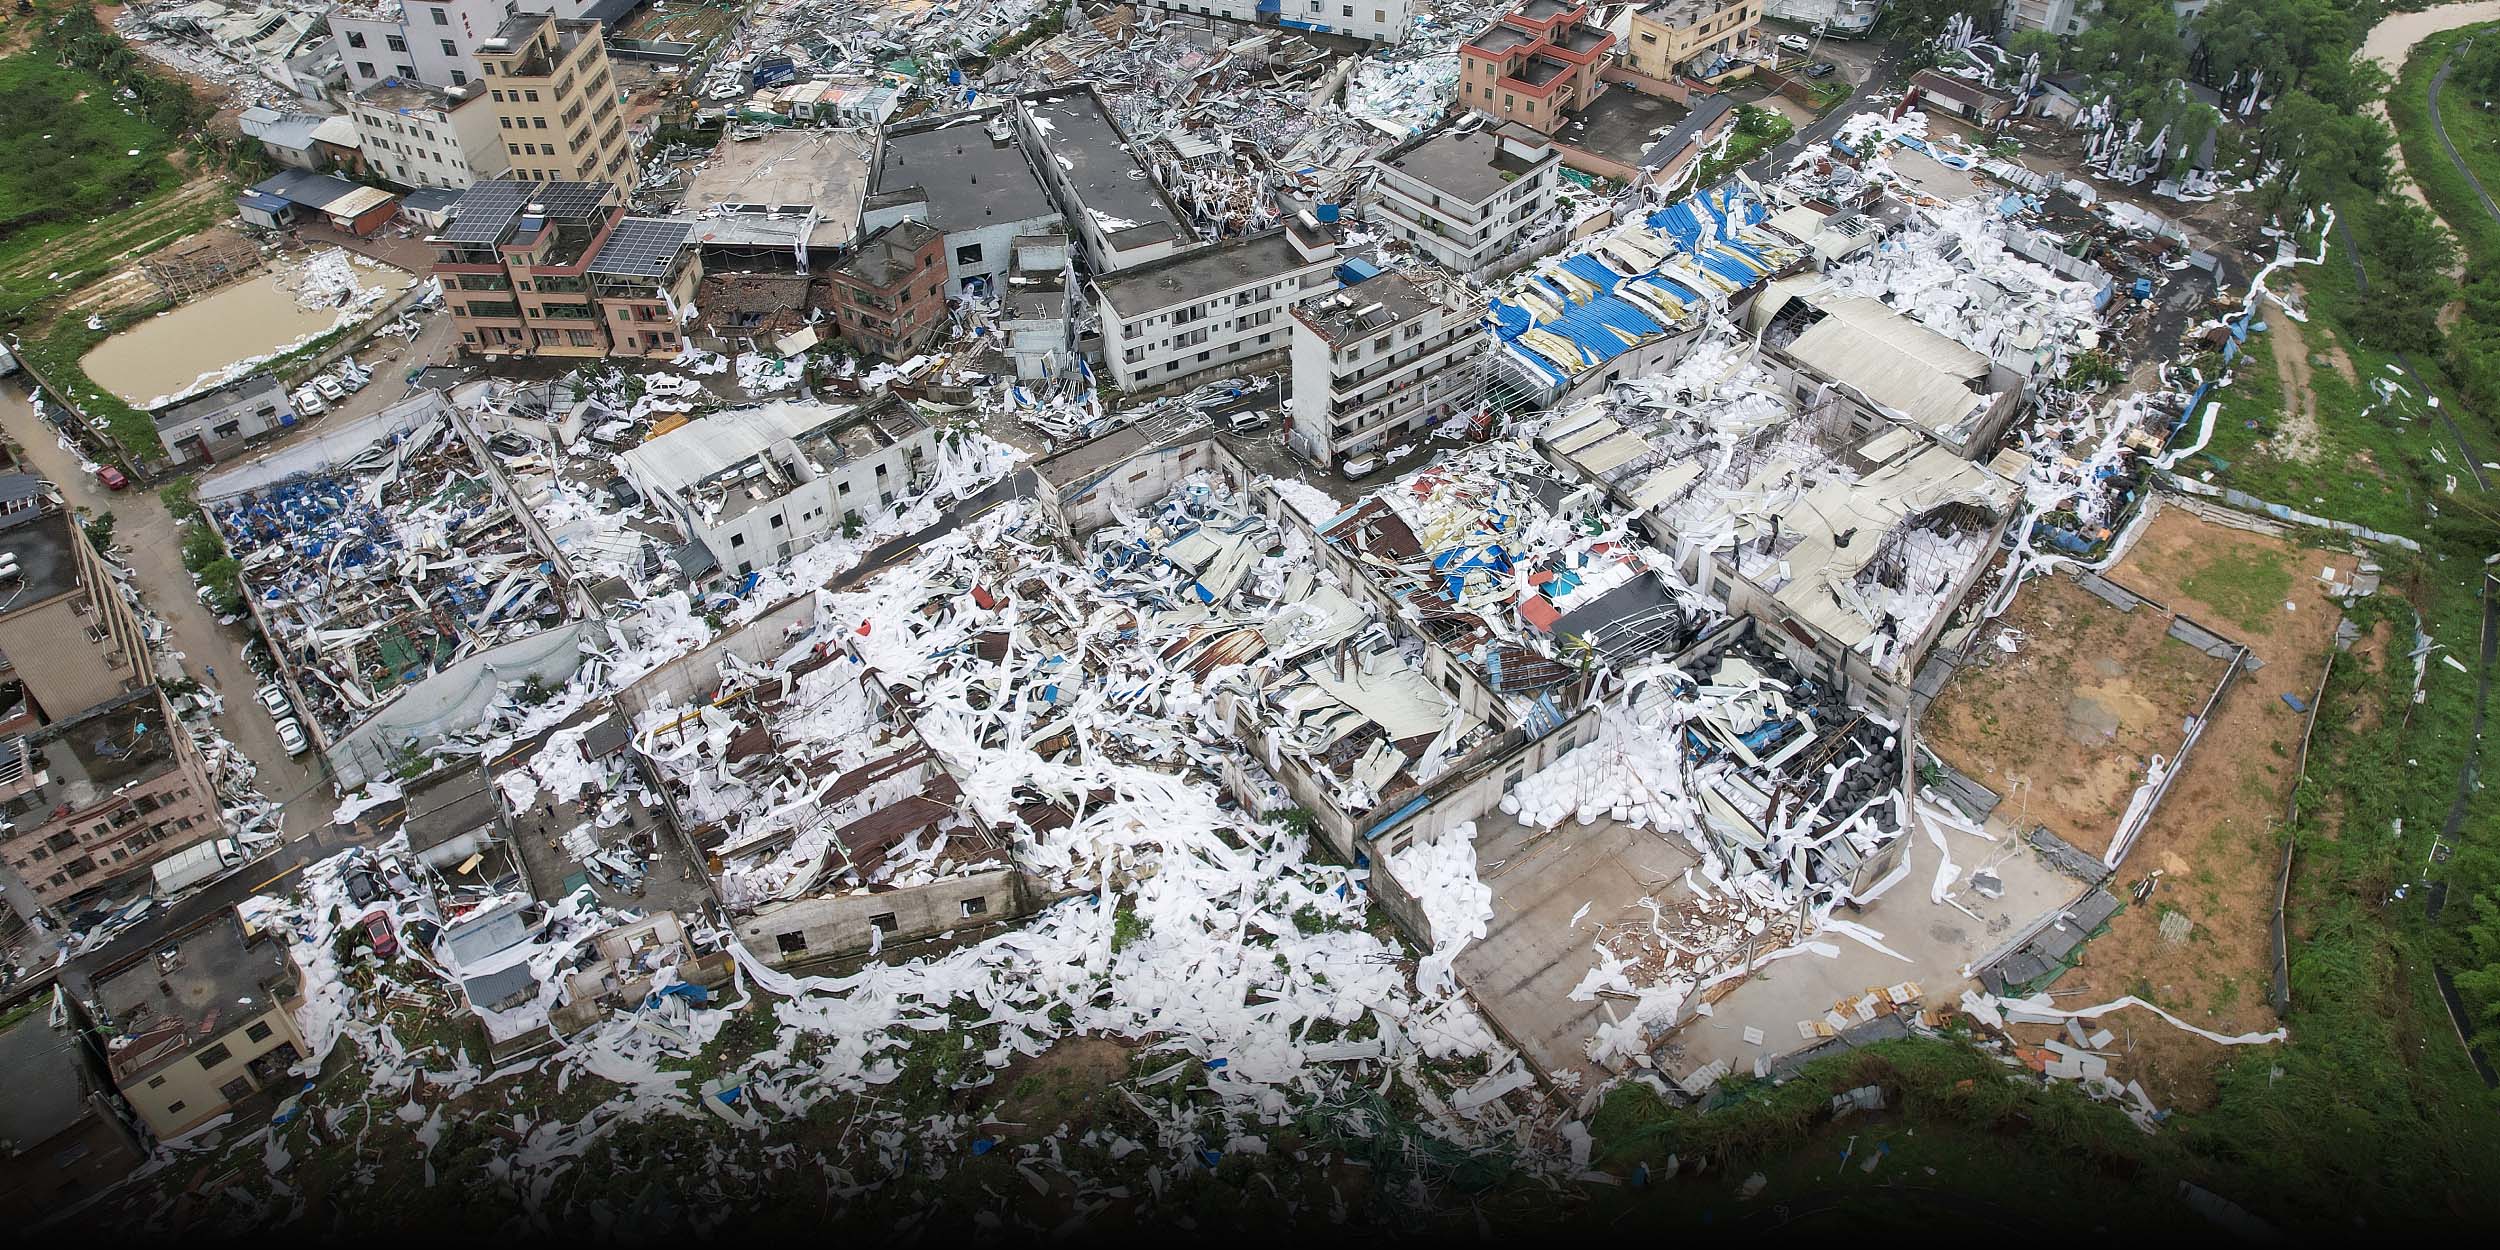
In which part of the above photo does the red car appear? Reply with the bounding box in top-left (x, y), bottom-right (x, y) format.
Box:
top-left (361, 910), bottom-right (398, 959)
top-left (95, 465), bottom-right (129, 491)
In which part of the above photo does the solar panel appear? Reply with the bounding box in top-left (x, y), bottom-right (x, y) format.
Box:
top-left (587, 218), bottom-right (693, 278)
top-left (439, 181), bottom-right (531, 243)
top-left (531, 181), bottom-right (611, 220)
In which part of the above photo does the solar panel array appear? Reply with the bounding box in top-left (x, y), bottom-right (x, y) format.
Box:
top-left (531, 181), bottom-right (610, 221)
top-left (588, 218), bottom-right (694, 278)
top-left (438, 181), bottom-right (531, 243)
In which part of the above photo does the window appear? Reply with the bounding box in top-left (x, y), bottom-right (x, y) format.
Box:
top-left (386, 35), bottom-right (406, 52)
top-left (346, 31), bottom-right (367, 48)
top-left (167, 1101), bottom-right (187, 1115)
top-left (870, 913), bottom-right (898, 933)
top-left (450, 70), bottom-right (467, 86)
top-left (441, 39), bottom-right (456, 56)
top-left (524, 90), bottom-right (540, 103)
top-left (961, 897), bottom-right (988, 917)
top-left (147, 1075), bottom-right (166, 1089)
top-left (492, 89), bottom-right (506, 103)
top-left (196, 1042), bottom-right (234, 1069)
top-left (1342, 4), bottom-right (1352, 14)
top-left (246, 1021), bottom-right (273, 1044)
top-left (774, 931), bottom-right (809, 954)
top-left (730, 533), bottom-right (746, 547)
top-left (770, 513), bottom-right (785, 529)
top-left (431, 6), bottom-right (447, 23)
top-left (532, 116), bottom-right (547, 129)
top-left (357, 61), bottom-right (376, 78)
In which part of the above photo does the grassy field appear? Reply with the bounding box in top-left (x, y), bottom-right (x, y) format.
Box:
top-left (0, 53), bottom-right (188, 272)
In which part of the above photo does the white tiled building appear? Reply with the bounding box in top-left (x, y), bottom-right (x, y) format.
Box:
top-left (1143, 0), bottom-right (1412, 44)
top-left (330, 0), bottom-right (607, 90)
top-left (1288, 270), bottom-right (1488, 468)
top-left (1368, 120), bottom-right (1562, 277)
top-left (349, 78), bottom-right (511, 189)
top-left (1093, 218), bottom-right (1340, 393)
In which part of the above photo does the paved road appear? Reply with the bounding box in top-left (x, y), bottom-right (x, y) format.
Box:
top-left (2428, 40), bottom-right (2500, 227)
top-left (1767, 37), bottom-right (1908, 167)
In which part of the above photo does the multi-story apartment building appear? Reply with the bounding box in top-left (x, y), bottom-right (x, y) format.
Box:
top-left (0, 687), bottom-right (224, 908)
top-left (863, 109), bottom-right (1065, 295)
top-left (1622, 1), bottom-right (1761, 80)
top-left (0, 1006), bottom-right (146, 1218)
top-left (827, 220), bottom-right (949, 361)
top-left (473, 12), bottom-right (636, 188)
top-left (616, 398), bottom-right (937, 580)
top-left (349, 76), bottom-right (512, 190)
top-left (1368, 119), bottom-right (1562, 276)
top-left (0, 496), bottom-right (148, 723)
top-left (1094, 216), bottom-right (1340, 392)
top-left (330, 0), bottom-right (609, 91)
top-left (1016, 85), bottom-right (1197, 276)
top-left (90, 911), bottom-right (307, 1139)
top-left (1458, 2), bottom-right (1617, 135)
top-left (1140, 0), bottom-right (1412, 45)
top-left (1288, 271), bottom-right (1488, 469)
top-left (432, 180), bottom-right (701, 359)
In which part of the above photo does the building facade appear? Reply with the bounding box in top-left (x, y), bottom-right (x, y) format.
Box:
top-left (433, 180), bottom-right (701, 360)
top-left (0, 687), bottom-right (224, 907)
top-left (1142, 0), bottom-right (1412, 44)
top-left (91, 913), bottom-right (307, 1139)
top-left (616, 399), bottom-right (938, 580)
top-left (1094, 218), bottom-right (1339, 392)
top-left (150, 373), bottom-right (295, 469)
top-left (1368, 119), bottom-right (1562, 275)
top-left (827, 219), bottom-right (949, 361)
top-left (1622, 1), bottom-right (1761, 81)
top-left (350, 77), bottom-right (513, 190)
top-left (0, 1008), bottom-right (147, 1220)
top-left (0, 503), bottom-right (149, 723)
top-left (863, 109), bottom-right (1065, 294)
top-left (473, 12), bottom-right (636, 188)
top-left (1288, 270), bottom-right (1488, 468)
top-left (330, 0), bottom-right (611, 91)
top-left (1458, 2), bottom-right (1617, 135)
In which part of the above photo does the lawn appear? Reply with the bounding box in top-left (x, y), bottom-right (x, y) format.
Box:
top-left (0, 53), bottom-right (187, 271)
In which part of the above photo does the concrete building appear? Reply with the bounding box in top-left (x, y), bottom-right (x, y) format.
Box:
top-left (151, 373), bottom-right (297, 469)
top-left (1458, 2), bottom-right (1618, 136)
top-left (432, 179), bottom-right (700, 359)
top-left (0, 687), bottom-right (224, 908)
top-left (473, 12), bottom-right (636, 187)
top-left (1906, 68), bottom-right (2022, 128)
top-left (1016, 85), bottom-right (1198, 275)
top-left (826, 219), bottom-right (949, 361)
top-left (349, 76), bottom-right (513, 190)
top-left (1621, 0), bottom-right (1761, 83)
top-left (1288, 270), bottom-right (1488, 469)
top-left (1368, 119), bottom-right (1562, 276)
top-left (330, 0), bottom-right (614, 91)
top-left (1141, 0), bottom-right (1412, 43)
top-left (1751, 276), bottom-right (2024, 459)
top-left (237, 105), bottom-right (360, 171)
top-left (616, 398), bottom-right (937, 580)
top-left (1002, 231), bottom-right (1079, 381)
top-left (863, 109), bottom-right (1064, 295)
top-left (1094, 217), bottom-right (1339, 392)
top-left (0, 501), bottom-right (149, 723)
top-left (90, 912), bottom-right (307, 1139)
top-left (0, 1006), bottom-right (146, 1218)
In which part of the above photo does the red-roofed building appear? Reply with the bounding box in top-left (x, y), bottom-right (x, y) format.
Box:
top-left (1458, 2), bottom-right (1619, 135)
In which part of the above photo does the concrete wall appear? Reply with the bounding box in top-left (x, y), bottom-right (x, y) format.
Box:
top-left (1036, 434), bottom-right (1256, 542)
top-left (736, 864), bottom-right (1029, 966)
top-left (609, 591), bottom-right (825, 721)
top-left (196, 391), bottom-right (452, 504)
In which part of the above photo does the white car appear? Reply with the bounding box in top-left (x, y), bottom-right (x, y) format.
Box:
top-left (273, 716), bottom-right (309, 755)
top-left (1341, 453), bottom-right (1382, 479)
top-left (257, 683), bottom-right (291, 716)
top-left (1778, 33), bottom-right (1811, 55)
top-left (312, 375), bottom-right (347, 401)
top-left (334, 365), bottom-right (367, 393)
top-left (293, 388), bottom-right (326, 416)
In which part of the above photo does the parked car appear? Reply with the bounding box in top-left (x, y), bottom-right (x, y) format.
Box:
top-left (294, 387), bottom-right (327, 416)
top-left (273, 716), bottom-right (309, 755)
top-left (312, 375), bottom-right (347, 401)
top-left (95, 465), bottom-right (128, 491)
top-left (1225, 410), bottom-right (1270, 434)
top-left (257, 683), bottom-right (291, 716)
top-left (1804, 61), bottom-right (1838, 79)
top-left (1778, 33), bottom-right (1811, 54)
top-left (488, 432), bottom-right (535, 458)
top-left (361, 910), bottom-right (399, 959)
top-left (605, 477), bottom-right (642, 509)
top-left (1340, 453), bottom-right (1381, 480)
top-left (334, 365), bottom-right (368, 393)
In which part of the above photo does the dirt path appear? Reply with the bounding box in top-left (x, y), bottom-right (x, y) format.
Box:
top-left (2265, 304), bottom-right (2335, 463)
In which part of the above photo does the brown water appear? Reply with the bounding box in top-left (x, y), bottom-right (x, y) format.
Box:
top-left (80, 258), bottom-right (416, 406)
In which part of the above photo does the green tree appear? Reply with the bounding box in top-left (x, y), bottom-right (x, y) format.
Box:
top-left (2352, 198), bottom-right (2457, 354)
top-left (2076, 0), bottom-right (2189, 85)
top-left (2003, 29), bottom-right (2068, 76)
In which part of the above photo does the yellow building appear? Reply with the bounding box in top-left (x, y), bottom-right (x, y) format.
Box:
top-left (475, 12), bottom-right (637, 188)
top-left (93, 912), bottom-right (309, 1140)
top-left (1623, 0), bottom-right (1763, 81)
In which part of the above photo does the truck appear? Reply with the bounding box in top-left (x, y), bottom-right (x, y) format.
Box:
top-left (151, 837), bottom-right (248, 896)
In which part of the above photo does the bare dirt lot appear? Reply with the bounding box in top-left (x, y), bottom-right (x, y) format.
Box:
top-left (1926, 575), bottom-right (2228, 858)
top-left (2003, 505), bottom-right (2357, 1111)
